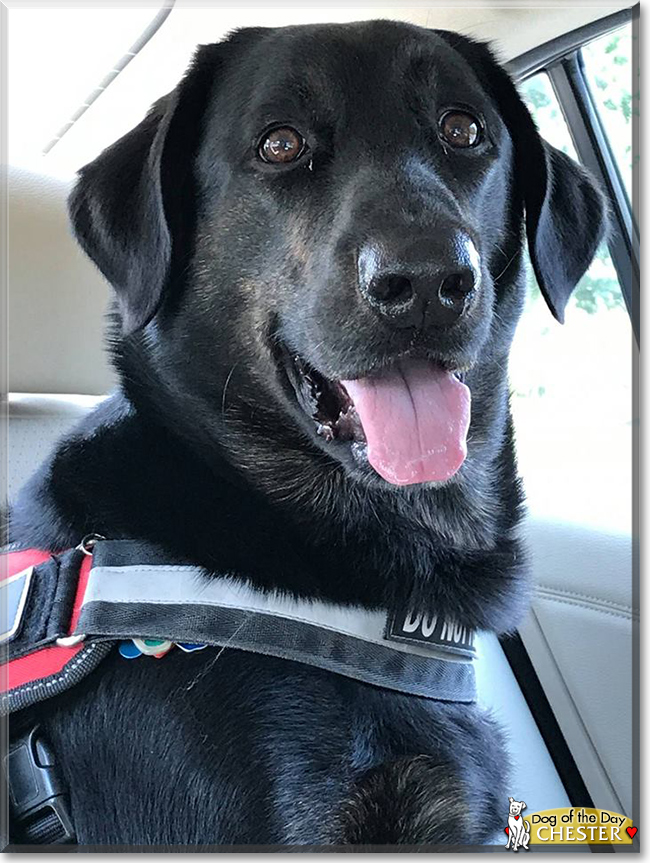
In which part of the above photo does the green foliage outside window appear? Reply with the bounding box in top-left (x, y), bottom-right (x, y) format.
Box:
top-left (517, 24), bottom-right (633, 316)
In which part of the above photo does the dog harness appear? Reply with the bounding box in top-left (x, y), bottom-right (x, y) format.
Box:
top-left (2, 535), bottom-right (477, 713)
top-left (2, 536), bottom-right (477, 843)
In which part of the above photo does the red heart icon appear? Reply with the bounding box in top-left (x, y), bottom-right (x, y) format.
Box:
top-left (504, 827), bottom-right (509, 835)
top-left (514, 815), bottom-right (520, 820)
top-left (627, 827), bottom-right (637, 839)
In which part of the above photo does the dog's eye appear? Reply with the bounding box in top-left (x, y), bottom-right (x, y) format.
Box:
top-left (439, 111), bottom-right (482, 148)
top-left (258, 127), bottom-right (306, 164)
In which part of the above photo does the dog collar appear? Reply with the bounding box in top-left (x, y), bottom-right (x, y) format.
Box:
top-left (1, 538), bottom-right (477, 714)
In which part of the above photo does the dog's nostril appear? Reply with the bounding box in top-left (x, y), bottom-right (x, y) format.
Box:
top-left (438, 272), bottom-right (474, 310)
top-left (374, 274), bottom-right (413, 306)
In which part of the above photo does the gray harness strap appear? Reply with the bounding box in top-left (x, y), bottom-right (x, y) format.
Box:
top-left (75, 540), bottom-right (477, 703)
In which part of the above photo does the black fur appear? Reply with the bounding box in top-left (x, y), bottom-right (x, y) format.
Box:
top-left (8, 21), bottom-right (607, 846)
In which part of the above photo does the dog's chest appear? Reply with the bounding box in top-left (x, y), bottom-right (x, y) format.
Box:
top-left (35, 647), bottom-right (493, 844)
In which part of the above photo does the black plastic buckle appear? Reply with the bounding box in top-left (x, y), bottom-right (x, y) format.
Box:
top-left (5, 726), bottom-right (75, 845)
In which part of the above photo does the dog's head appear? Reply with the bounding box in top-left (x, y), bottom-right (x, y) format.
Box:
top-left (69, 22), bottom-right (607, 493)
top-left (508, 798), bottom-right (527, 817)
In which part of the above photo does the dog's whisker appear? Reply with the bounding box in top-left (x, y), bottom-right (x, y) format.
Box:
top-left (493, 249), bottom-right (520, 284)
top-left (221, 363), bottom-right (239, 419)
top-left (184, 612), bottom-right (255, 693)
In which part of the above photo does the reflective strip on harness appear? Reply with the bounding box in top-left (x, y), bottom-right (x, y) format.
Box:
top-left (2, 539), bottom-right (477, 711)
top-left (76, 541), bottom-right (476, 702)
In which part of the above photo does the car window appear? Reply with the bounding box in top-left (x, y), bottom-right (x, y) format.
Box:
top-left (519, 72), bottom-right (578, 159)
top-left (581, 24), bottom-right (635, 201)
top-left (510, 72), bottom-right (632, 533)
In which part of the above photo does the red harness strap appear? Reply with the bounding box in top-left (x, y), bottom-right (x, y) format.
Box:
top-left (1, 548), bottom-right (96, 707)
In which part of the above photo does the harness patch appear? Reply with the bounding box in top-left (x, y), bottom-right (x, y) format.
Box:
top-left (385, 609), bottom-right (476, 657)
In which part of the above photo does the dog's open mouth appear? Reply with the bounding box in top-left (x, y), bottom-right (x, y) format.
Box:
top-left (290, 355), bottom-right (365, 444)
top-left (284, 352), bottom-right (472, 486)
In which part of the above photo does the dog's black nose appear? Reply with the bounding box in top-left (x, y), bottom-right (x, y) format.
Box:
top-left (357, 240), bottom-right (479, 329)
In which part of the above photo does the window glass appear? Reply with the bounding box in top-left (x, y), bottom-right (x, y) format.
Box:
top-left (510, 74), bottom-right (632, 533)
top-left (519, 73), bottom-right (578, 159)
top-left (581, 24), bottom-right (634, 200)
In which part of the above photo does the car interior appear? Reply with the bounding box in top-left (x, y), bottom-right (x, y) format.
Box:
top-left (4, 1), bottom-right (638, 842)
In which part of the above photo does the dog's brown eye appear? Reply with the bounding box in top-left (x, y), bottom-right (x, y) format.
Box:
top-left (439, 111), bottom-right (481, 148)
top-left (259, 127), bottom-right (305, 163)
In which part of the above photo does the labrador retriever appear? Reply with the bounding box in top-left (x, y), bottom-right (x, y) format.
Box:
top-left (8, 21), bottom-right (607, 847)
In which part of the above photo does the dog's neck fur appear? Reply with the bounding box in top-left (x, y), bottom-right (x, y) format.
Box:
top-left (9, 358), bottom-right (529, 633)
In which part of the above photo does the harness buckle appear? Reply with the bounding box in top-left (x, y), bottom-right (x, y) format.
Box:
top-left (5, 726), bottom-right (75, 845)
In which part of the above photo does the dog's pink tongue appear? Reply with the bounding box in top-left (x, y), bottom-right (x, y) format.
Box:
top-left (342, 361), bottom-right (470, 486)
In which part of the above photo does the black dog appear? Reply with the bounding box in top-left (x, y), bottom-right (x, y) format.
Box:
top-left (8, 21), bottom-right (606, 846)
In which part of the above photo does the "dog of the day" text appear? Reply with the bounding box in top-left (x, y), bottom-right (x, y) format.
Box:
top-left (527, 808), bottom-right (636, 845)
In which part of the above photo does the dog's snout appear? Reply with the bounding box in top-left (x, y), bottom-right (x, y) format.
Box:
top-left (357, 239), bottom-right (480, 329)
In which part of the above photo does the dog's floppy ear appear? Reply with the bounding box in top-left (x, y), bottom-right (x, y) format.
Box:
top-left (515, 132), bottom-right (608, 324)
top-left (509, 797), bottom-right (514, 803)
top-left (437, 32), bottom-right (609, 323)
top-left (68, 44), bottom-right (222, 334)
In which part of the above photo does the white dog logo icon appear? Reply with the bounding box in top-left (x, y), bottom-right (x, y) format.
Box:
top-left (505, 797), bottom-right (530, 851)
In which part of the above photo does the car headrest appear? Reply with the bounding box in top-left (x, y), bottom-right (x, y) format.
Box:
top-left (8, 166), bottom-right (116, 395)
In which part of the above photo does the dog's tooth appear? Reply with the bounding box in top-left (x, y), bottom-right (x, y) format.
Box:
top-left (316, 423), bottom-right (334, 442)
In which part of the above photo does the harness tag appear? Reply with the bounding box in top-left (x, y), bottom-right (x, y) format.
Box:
top-left (385, 609), bottom-right (476, 657)
top-left (0, 566), bottom-right (34, 644)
